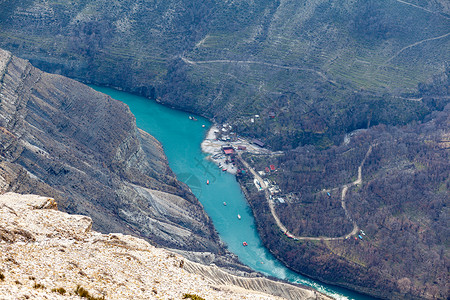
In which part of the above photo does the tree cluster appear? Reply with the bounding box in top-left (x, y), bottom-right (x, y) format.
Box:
top-left (242, 103), bottom-right (449, 299)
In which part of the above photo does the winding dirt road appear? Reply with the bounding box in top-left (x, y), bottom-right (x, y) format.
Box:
top-left (384, 32), bottom-right (450, 64)
top-left (394, 0), bottom-right (450, 20)
top-left (238, 145), bottom-right (373, 241)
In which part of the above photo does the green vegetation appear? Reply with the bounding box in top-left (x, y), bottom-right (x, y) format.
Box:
top-left (241, 101), bottom-right (449, 299)
top-left (75, 285), bottom-right (105, 300)
top-left (0, 0), bottom-right (448, 298)
top-left (183, 293), bottom-right (206, 300)
top-left (33, 283), bottom-right (45, 289)
top-left (51, 287), bottom-right (66, 295)
top-left (0, 0), bottom-right (448, 150)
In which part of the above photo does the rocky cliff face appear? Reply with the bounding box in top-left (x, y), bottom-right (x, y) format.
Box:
top-left (0, 48), bottom-right (222, 255)
top-left (0, 192), bottom-right (329, 300)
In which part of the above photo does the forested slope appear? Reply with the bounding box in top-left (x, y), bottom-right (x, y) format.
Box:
top-left (239, 73), bottom-right (449, 298)
top-left (0, 1), bottom-right (448, 298)
top-left (0, 0), bottom-right (448, 148)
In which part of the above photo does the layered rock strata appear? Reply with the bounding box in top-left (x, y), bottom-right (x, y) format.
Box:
top-left (0, 48), bottom-right (220, 254)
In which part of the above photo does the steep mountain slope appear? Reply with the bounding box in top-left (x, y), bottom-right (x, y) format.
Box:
top-left (0, 1), bottom-right (448, 298)
top-left (0, 192), bottom-right (328, 300)
top-left (0, 48), bottom-right (225, 257)
top-left (238, 100), bottom-right (449, 299)
top-left (0, 0), bottom-right (448, 148)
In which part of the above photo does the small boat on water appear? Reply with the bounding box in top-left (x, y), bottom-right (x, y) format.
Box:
top-left (202, 124), bottom-right (206, 128)
top-left (242, 241), bottom-right (248, 246)
top-left (223, 202), bottom-right (227, 206)
top-left (189, 116), bottom-right (193, 120)
top-left (206, 180), bottom-right (209, 185)
top-left (237, 214), bottom-right (241, 220)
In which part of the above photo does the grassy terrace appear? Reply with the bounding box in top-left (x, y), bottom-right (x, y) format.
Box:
top-left (0, 0), bottom-right (448, 149)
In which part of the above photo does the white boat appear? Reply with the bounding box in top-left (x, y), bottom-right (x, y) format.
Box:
top-left (237, 214), bottom-right (241, 220)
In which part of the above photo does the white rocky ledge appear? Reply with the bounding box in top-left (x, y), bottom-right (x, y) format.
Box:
top-left (0, 192), bottom-right (324, 300)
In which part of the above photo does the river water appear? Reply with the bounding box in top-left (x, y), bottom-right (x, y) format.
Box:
top-left (91, 86), bottom-right (376, 300)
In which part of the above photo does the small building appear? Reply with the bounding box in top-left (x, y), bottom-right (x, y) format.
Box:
top-left (269, 111), bottom-right (276, 119)
top-left (238, 145), bottom-right (247, 151)
top-left (252, 139), bottom-right (265, 148)
top-left (270, 164), bottom-right (276, 171)
top-left (265, 167), bottom-right (270, 173)
top-left (222, 146), bottom-right (235, 155)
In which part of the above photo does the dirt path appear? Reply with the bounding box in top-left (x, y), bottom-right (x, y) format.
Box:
top-left (238, 146), bottom-right (373, 241)
top-left (338, 145), bottom-right (373, 238)
top-left (393, 0), bottom-right (450, 19)
top-left (181, 57), bottom-right (337, 85)
top-left (393, 96), bottom-right (423, 102)
top-left (384, 32), bottom-right (450, 64)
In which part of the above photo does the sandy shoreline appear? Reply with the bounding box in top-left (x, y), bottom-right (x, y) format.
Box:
top-left (201, 125), bottom-right (237, 174)
top-left (201, 125), bottom-right (268, 175)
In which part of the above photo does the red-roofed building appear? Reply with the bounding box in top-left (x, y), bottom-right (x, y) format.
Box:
top-left (270, 165), bottom-right (276, 171)
top-left (222, 146), bottom-right (235, 155)
top-left (223, 148), bottom-right (234, 155)
top-left (265, 167), bottom-right (270, 173)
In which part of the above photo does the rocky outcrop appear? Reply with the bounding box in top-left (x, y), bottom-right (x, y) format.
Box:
top-left (0, 192), bottom-right (328, 300)
top-left (182, 262), bottom-right (329, 300)
top-left (0, 48), bottom-right (222, 255)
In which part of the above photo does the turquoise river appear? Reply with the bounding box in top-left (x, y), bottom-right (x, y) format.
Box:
top-left (91, 86), bottom-right (376, 300)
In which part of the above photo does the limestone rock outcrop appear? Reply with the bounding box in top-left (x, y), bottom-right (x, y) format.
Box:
top-left (0, 193), bottom-right (327, 300)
